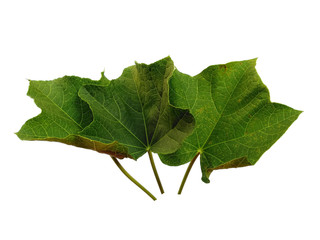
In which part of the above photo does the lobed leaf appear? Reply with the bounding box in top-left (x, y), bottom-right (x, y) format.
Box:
top-left (159, 59), bottom-right (301, 183)
top-left (16, 73), bottom-right (129, 158)
top-left (78, 57), bottom-right (195, 159)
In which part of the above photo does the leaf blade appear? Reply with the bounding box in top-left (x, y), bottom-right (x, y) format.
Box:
top-left (78, 57), bottom-right (195, 159)
top-left (16, 74), bottom-right (132, 158)
top-left (160, 59), bottom-right (301, 182)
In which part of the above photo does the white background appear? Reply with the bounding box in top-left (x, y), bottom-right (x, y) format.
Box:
top-left (0, 0), bottom-right (319, 239)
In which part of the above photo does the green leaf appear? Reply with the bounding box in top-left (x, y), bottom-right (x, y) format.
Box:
top-left (78, 57), bottom-right (195, 159)
top-left (16, 73), bottom-right (128, 158)
top-left (160, 59), bottom-right (301, 183)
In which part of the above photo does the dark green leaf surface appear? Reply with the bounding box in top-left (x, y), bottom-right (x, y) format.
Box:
top-left (160, 59), bottom-right (301, 183)
top-left (78, 57), bottom-right (195, 159)
top-left (16, 73), bottom-right (128, 158)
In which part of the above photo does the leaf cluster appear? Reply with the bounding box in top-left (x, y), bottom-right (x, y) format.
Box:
top-left (17, 57), bottom-right (301, 199)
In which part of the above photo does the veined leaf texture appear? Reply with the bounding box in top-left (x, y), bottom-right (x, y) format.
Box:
top-left (17, 57), bottom-right (301, 197)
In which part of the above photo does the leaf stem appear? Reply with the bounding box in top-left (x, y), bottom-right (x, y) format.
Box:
top-left (111, 156), bottom-right (157, 201)
top-left (178, 152), bottom-right (200, 195)
top-left (147, 150), bottom-right (164, 194)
